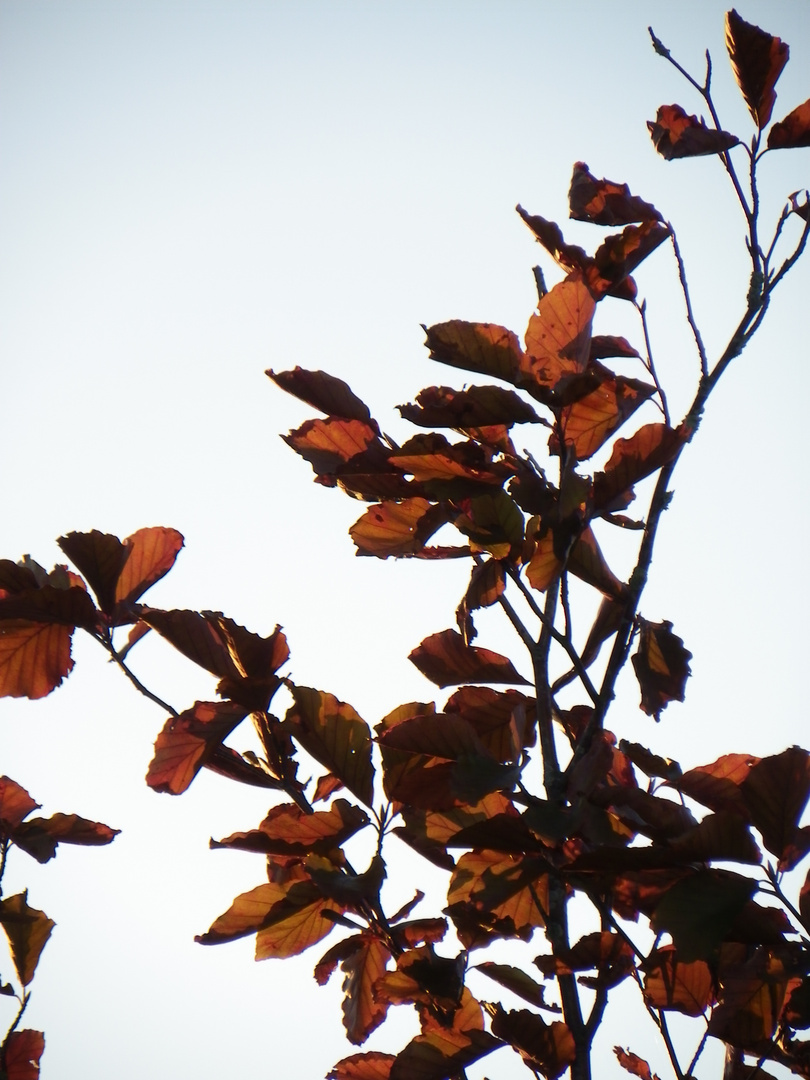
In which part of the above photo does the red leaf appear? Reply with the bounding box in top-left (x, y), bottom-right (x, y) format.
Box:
top-left (614, 1047), bottom-right (661, 1080)
top-left (146, 701), bottom-right (248, 795)
top-left (0, 891), bottom-right (54, 986)
top-left (726, 9), bottom-right (789, 129)
top-left (409, 629), bottom-right (530, 688)
top-left (114, 527), bottom-right (183, 606)
top-left (631, 618), bottom-right (692, 718)
top-left (768, 98), bottom-right (810, 149)
top-left (267, 368), bottom-right (376, 426)
top-left (741, 747), bottom-right (810, 869)
top-left (569, 162), bottom-right (663, 225)
top-left (3, 1030), bottom-right (45, 1080)
top-left (648, 104), bottom-right (740, 159)
top-left (327, 1052), bottom-right (395, 1080)
top-left (0, 778), bottom-right (39, 830)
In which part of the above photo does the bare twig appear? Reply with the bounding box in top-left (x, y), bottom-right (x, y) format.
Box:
top-left (667, 231), bottom-right (708, 380)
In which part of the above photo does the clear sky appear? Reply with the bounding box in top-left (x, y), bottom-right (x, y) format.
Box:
top-left (1, 2), bottom-right (809, 1078)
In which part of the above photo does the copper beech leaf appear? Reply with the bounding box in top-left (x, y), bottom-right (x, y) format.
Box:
top-left (631, 618), bottom-right (692, 719)
top-left (147, 701), bottom-right (249, 795)
top-left (447, 849), bottom-right (548, 941)
top-left (423, 322), bottom-right (524, 385)
top-left (614, 1048), bottom-right (661, 1080)
top-left (341, 936), bottom-right (393, 1044)
top-left (490, 1006), bottom-right (576, 1079)
top-left (2, 1030), bottom-right (45, 1080)
top-left (521, 276), bottom-right (595, 390)
top-left (740, 747), bottom-right (810, 869)
top-left (327, 1053), bottom-right (395, 1080)
top-left (554, 364), bottom-right (656, 460)
top-left (651, 870), bottom-right (755, 962)
top-left (642, 945), bottom-right (714, 1016)
top-left (569, 162), bottom-right (663, 226)
top-left (768, 99), bottom-right (810, 149)
top-left (0, 778), bottom-right (39, 830)
top-left (0, 892), bottom-right (54, 986)
top-left (648, 104), bottom-right (740, 159)
top-left (56, 529), bottom-right (130, 614)
top-left (350, 499), bottom-right (449, 558)
top-left (11, 813), bottom-right (120, 864)
top-left (113, 527), bottom-right (184, 607)
top-left (211, 799), bottom-right (369, 856)
top-left (267, 368), bottom-right (375, 426)
top-left (593, 423), bottom-right (689, 511)
top-left (389, 1029), bottom-right (501, 1080)
top-left (285, 687), bottom-right (375, 807)
top-left (725, 9), bottom-right (788, 129)
top-left (473, 962), bottom-right (560, 1011)
top-left (388, 433), bottom-right (513, 487)
top-left (708, 949), bottom-right (792, 1049)
top-left (284, 417), bottom-right (380, 475)
top-left (409, 630), bottom-right (530, 688)
top-left (398, 385), bottom-right (542, 428)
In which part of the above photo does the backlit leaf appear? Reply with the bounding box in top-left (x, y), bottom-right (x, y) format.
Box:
top-left (211, 799), bottom-right (369, 856)
top-left (423, 322), bottom-right (523, 385)
top-left (389, 1029), bottom-right (500, 1080)
top-left (114, 527), bottom-right (184, 606)
top-left (0, 778), bottom-right (38, 830)
top-left (642, 945), bottom-right (714, 1015)
top-left (614, 1047), bottom-right (661, 1080)
top-left (740, 746), bottom-right (810, 869)
top-left (327, 1052), bottom-right (394, 1080)
top-left (0, 891), bottom-right (54, 986)
top-left (768, 99), bottom-right (810, 149)
top-left (284, 417), bottom-right (379, 474)
top-left (0, 620), bottom-right (76, 700)
top-left (589, 335), bottom-right (640, 361)
top-left (554, 363), bottom-right (656, 460)
top-left (631, 618), bottom-right (692, 718)
top-left (389, 433), bottom-right (513, 487)
top-left (473, 962), bottom-right (561, 1010)
top-left (447, 849), bottom-right (548, 939)
top-left (285, 687), bottom-right (375, 807)
top-left (2, 1030), bottom-right (45, 1080)
top-left (146, 701), bottom-right (248, 795)
top-left (521, 276), bottom-right (595, 390)
top-left (673, 753), bottom-right (759, 815)
top-left (12, 813), bottom-right (120, 864)
top-left (490, 1006), bottom-right (575, 1079)
top-left (709, 948), bottom-right (791, 1049)
top-left (267, 368), bottom-right (375, 426)
top-left (398, 385), bottom-right (541, 428)
top-left (350, 499), bottom-right (449, 558)
top-left (725, 9), bottom-right (788, 128)
top-left (569, 163), bottom-right (662, 226)
top-left (409, 630), bottom-right (530, 688)
top-left (57, 530), bottom-right (130, 614)
top-left (593, 423), bottom-right (689, 511)
top-left (648, 104), bottom-right (740, 159)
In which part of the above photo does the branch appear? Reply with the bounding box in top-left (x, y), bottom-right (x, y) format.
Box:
top-left (105, 640), bottom-right (179, 717)
top-left (667, 230), bottom-right (708, 380)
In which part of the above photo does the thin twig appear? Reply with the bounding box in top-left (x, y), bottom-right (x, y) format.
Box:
top-left (687, 1024), bottom-right (710, 1076)
top-left (106, 642), bottom-right (179, 717)
top-left (667, 231), bottom-right (708, 380)
top-left (636, 299), bottom-right (669, 421)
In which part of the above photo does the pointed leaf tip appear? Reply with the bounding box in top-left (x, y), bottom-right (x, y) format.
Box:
top-left (725, 9), bottom-right (788, 129)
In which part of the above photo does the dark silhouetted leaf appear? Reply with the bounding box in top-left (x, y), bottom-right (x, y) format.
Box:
top-left (769, 99), bottom-right (810, 148)
top-left (409, 630), bottom-right (530, 688)
top-left (618, 742), bottom-right (682, 783)
top-left (285, 687), bottom-right (375, 807)
top-left (709, 948), bottom-right (791, 1049)
top-left (473, 961), bottom-right (560, 1010)
top-left (740, 746), bottom-right (810, 869)
top-left (674, 753), bottom-right (759, 815)
top-left (398, 385), bottom-right (541, 428)
top-left (267, 368), bottom-right (376, 426)
top-left (12, 813), bottom-right (120, 864)
top-left (651, 870), bottom-right (755, 961)
top-left (57, 530), bottom-right (130, 614)
top-left (423, 322), bottom-right (524, 385)
top-left (146, 701), bottom-right (249, 795)
top-left (389, 1028), bottom-right (500, 1080)
top-left (589, 335), bottom-right (641, 361)
top-left (614, 1047), bottom-right (661, 1080)
top-left (631, 618), bottom-right (692, 718)
top-left (569, 162), bottom-right (663, 225)
top-left (725, 9), bottom-right (788, 128)
top-left (0, 891), bottom-right (54, 986)
top-left (594, 423), bottom-right (688, 511)
top-left (0, 778), bottom-right (39, 830)
top-left (341, 935), bottom-right (392, 1044)
top-left (642, 945), bottom-right (714, 1015)
top-left (490, 1006), bottom-right (575, 1079)
top-left (648, 104), bottom-right (740, 159)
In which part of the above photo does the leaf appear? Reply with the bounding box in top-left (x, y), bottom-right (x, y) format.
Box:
top-left (389, 1029), bottom-right (501, 1080)
top-left (589, 335), bottom-right (640, 361)
top-left (146, 701), bottom-right (249, 795)
top-left (740, 747), bottom-right (810, 869)
top-left (327, 1052), bottom-right (395, 1080)
top-left (648, 104), bottom-right (740, 159)
top-left (285, 687), bottom-right (375, 807)
top-left (423, 322), bottom-right (524, 385)
top-left (725, 9), bottom-right (788, 129)
top-left (631, 618), bottom-right (692, 718)
top-left (267, 368), bottom-right (375, 426)
top-left (768, 99), bottom-right (810, 149)
top-left (0, 778), bottom-right (39, 830)
top-left (0, 892), bottom-right (54, 986)
top-left (593, 423), bottom-right (689, 511)
top-left (473, 962), bottom-right (560, 1010)
top-left (12, 813), bottom-right (120, 864)
top-left (113, 527), bottom-right (184, 606)
top-left (447, 849), bottom-right (548, 940)
top-left (283, 417), bottom-right (380, 475)
top-left (409, 630), bottom-right (530, 688)
top-left (3, 1030), bottom-right (45, 1080)
top-left (57, 530), bottom-right (130, 614)
top-left (490, 1006), bottom-right (576, 1079)
top-left (212, 799), bottom-right (368, 857)
top-left (453, 491), bottom-right (524, 558)
top-left (642, 945), bottom-right (714, 1016)
top-left (569, 162), bottom-right (663, 226)
top-left (341, 935), bottom-right (392, 1044)
top-left (350, 499), bottom-right (449, 558)
top-left (554, 363), bottom-right (656, 460)
top-left (709, 948), bottom-right (792, 1049)
top-left (0, 620), bottom-right (77, 700)
top-left (521, 276), bottom-right (595, 392)
top-left (617, 742), bottom-right (682, 783)
top-left (614, 1047), bottom-right (661, 1080)
top-left (673, 753), bottom-right (759, 816)
top-left (389, 433), bottom-right (513, 487)
top-left (398, 385), bottom-right (542, 428)
top-left (651, 870), bottom-right (755, 961)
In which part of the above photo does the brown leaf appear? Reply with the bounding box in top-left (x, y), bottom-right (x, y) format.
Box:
top-left (409, 630), bottom-right (530, 689)
top-left (490, 1006), bottom-right (575, 1079)
top-left (740, 747), bottom-right (810, 869)
top-left (614, 1047), bottom-right (661, 1080)
top-left (285, 687), bottom-right (375, 807)
top-left (389, 1029), bottom-right (500, 1080)
top-left (327, 1052), bottom-right (395, 1080)
top-left (211, 799), bottom-right (369, 856)
top-left (709, 948), bottom-right (791, 1049)
top-left (57, 530), bottom-right (130, 614)
top-left (350, 499), bottom-right (449, 558)
top-left (12, 813), bottom-right (120, 864)
top-left (726, 9), bottom-right (789, 129)
top-left (592, 221), bottom-right (670, 291)
top-left (146, 701), bottom-right (249, 795)
top-left (593, 423), bottom-right (689, 511)
top-left (113, 527), bottom-right (184, 606)
top-left (3, 1030), bottom-right (45, 1080)
top-left (389, 433), bottom-right (513, 487)
top-left (473, 961), bottom-right (560, 1010)
top-left (521, 276), bottom-right (595, 392)
top-left (445, 686), bottom-right (536, 760)
top-left (447, 849), bottom-right (548, 940)
top-left (341, 935), bottom-right (392, 1044)
top-left (0, 778), bottom-right (39, 830)
top-left (673, 753), bottom-right (759, 816)
top-left (648, 104), bottom-right (740, 159)
top-left (642, 945), bottom-right (715, 1016)
top-left (631, 618), bottom-right (692, 719)
top-left (569, 162), bottom-right (663, 226)
top-left (0, 620), bottom-right (77, 700)
top-left (554, 363), bottom-right (656, 460)
top-left (398, 385), bottom-right (542, 428)
top-left (589, 335), bottom-right (641, 361)
top-left (651, 870), bottom-right (755, 962)
top-left (267, 368), bottom-right (376, 426)
top-left (283, 417), bottom-right (380, 475)
top-left (769, 99), bottom-right (810, 149)
top-left (0, 891), bottom-right (54, 986)
top-left (423, 322), bottom-right (524, 384)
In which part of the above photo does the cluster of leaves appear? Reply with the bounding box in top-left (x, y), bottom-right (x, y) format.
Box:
top-left (1, 11), bottom-right (809, 1080)
top-left (0, 777), bottom-right (117, 1079)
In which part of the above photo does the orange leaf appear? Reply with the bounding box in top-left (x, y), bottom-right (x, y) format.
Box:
top-left (3, 1030), bottom-right (45, 1080)
top-left (614, 1047), bottom-right (661, 1080)
top-left (389, 433), bottom-right (513, 486)
top-left (674, 754), bottom-right (759, 816)
top-left (726, 9), bottom-right (788, 128)
top-left (211, 799), bottom-right (369, 856)
top-left (146, 701), bottom-right (248, 795)
top-left (0, 620), bottom-right (75, 700)
top-left (490, 1006), bottom-right (575, 1079)
top-left (285, 687), bottom-right (375, 807)
top-left (0, 891), bottom-right (54, 986)
top-left (114, 527), bottom-right (183, 606)
top-left (642, 945), bottom-right (714, 1016)
top-left (350, 499), bottom-right (448, 558)
top-left (768, 98), bottom-right (810, 149)
top-left (341, 935), bottom-right (392, 1044)
top-left (283, 417), bottom-right (379, 474)
top-left (447, 849), bottom-right (548, 939)
top-left (648, 104), bottom-right (740, 159)
top-left (254, 885), bottom-right (340, 960)
top-left (389, 1029), bottom-right (500, 1080)
top-left (423, 321), bottom-right (524, 384)
top-left (594, 423), bottom-right (688, 511)
top-left (409, 629), bottom-right (530, 688)
top-left (327, 1052), bottom-right (395, 1080)
top-left (569, 162), bottom-right (663, 226)
top-left (521, 276), bottom-right (595, 390)
top-left (555, 363), bottom-right (656, 460)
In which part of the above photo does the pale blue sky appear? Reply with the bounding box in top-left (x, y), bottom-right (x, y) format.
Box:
top-left (1, 3), bottom-right (809, 1078)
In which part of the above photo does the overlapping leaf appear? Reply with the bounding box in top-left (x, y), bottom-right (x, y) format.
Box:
top-left (398, 385), bottom-right (541, 428)
top-left (642, 945), bottom-right (714, 1016)
top-left (423, 322), bottom-right (524, 384)
top-left (211, 799), bottom-right (369, 856)
top-left (267, 368), bottom-right (376, 426)
top-left (388, 434), bottom-right (513, 487)
top-left (740, 747), bottom-right (810, 870)
top-left (554, 364), bottom-right (656, 460)
top-left (594, 423), bottom-right (688, 511)
top-left (648, 105), bottom-right (740, 159)
top-left (327, 1052), bottom-right (395, 1080)
top-left (768, 99), bottom-right (810, 149)
top-left (490, 1006), bottom-right (576, 1079)
top-left (350, 499), bottom-right (450, 558)
top-left (147, 701), bottom-right (249, 795)
top-left (388, 1028), bottom-right (500, 1080)
top-left (409, 630), bottom-right (530, 688)
top-left (447, 849), bottom-right (548, 941)
top-left (725, 9), bottom-right (788, 129)
top-left (11, 813), bottom-right (120, 864)
top-left (651, 870), bottom-right (755, 961)
top-left (569, 162), bottom-right (663, 226)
